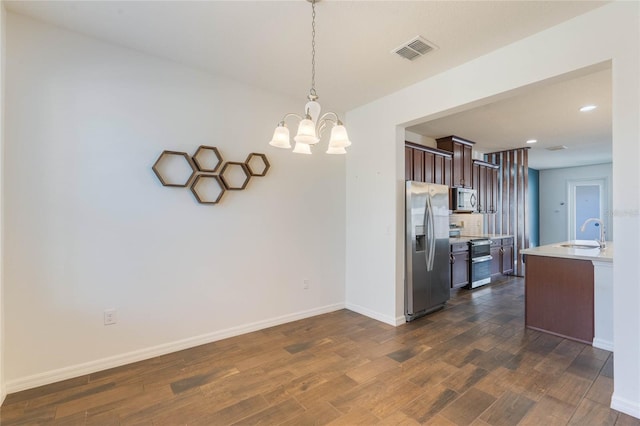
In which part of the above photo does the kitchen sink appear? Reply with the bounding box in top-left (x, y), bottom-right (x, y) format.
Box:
top-left (559, 243), bottom-right (600, 249)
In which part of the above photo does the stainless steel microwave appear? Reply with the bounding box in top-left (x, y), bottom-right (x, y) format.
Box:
top-left (452, 187), bottom-right (477, 212)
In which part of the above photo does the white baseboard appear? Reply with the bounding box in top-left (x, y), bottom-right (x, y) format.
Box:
top-left (592, 337), bottom-right (614, 352)
top-left (345, 302), bottom-right (400, 326)
top-left (611, 393), bottom-right (640, 419)
top-left (5, 303), bottom-right (345, 394)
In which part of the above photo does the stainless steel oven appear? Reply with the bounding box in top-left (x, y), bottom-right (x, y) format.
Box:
top-left (468, 239), bottom-right (492, 288)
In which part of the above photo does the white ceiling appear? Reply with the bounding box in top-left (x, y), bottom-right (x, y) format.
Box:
top-left (408, 66), bottom-right (612, 170)
top-left (5, 1), bottom-right (612, 169)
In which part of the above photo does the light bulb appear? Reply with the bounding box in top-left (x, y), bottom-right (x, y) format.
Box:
top-left (294, 118), bottom-right (320, 145)
top-left (328, 125), bottom-right (351, 148)
top-left (326, 146), bottom-right (347, 154)
top-left (293, 141), bottom-right (312, 154)
top-left (268, 125), bottom-right (291, 149)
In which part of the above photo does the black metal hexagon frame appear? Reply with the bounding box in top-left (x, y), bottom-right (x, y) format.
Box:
top-left (190, 174), bottom-right (226, 204)
top-left (192, 145), bottom-right (223, 173)
top-left (219, 162), bottom-right (251, 190)
top-left (152, 150), bottom-right (197, 187)
top-left (245, 153), bottom-right (270, 177)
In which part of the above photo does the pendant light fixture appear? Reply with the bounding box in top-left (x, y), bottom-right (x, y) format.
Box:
top-left (268, 0), bottom-right (351, 155)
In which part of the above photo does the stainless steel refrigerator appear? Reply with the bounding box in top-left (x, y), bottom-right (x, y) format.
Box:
top-left (405, 181), bottom-right (451, 321)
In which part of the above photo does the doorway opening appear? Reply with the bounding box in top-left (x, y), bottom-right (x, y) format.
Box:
top-left (568, 178), bottom-right (607, 241)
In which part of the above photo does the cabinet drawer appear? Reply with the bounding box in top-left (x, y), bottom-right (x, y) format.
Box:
top-left (502, 237), bottom-right (514, 247)
top-left (491, 239), bottom-right (502, 247)
top-left (451, 242), bottom-right (469, 253)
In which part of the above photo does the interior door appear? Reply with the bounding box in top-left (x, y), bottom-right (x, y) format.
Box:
top-left (568, 179), bottom-right (606, 240)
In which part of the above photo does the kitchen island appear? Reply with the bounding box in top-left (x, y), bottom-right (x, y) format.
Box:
top-left (520, 241), bottom-right (613, 350)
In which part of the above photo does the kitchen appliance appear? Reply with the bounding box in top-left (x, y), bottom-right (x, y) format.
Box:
top-left (452, 187), bottom-right (477, 212)
top-left (405, 181), bottom-right (451, 321)
top-left (468, 238), bottom-right (492, 288)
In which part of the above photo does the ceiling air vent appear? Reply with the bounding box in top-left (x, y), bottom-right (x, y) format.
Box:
top-left (546, 145), bottom-right (568, 151)
top-left (392, 36), bottom-right (436, 61)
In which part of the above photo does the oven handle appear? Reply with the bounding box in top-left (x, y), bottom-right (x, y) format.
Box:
top-left (471, 255), bottom-right (493, 263)
top-left (470, 240), bottom-right (493, 246)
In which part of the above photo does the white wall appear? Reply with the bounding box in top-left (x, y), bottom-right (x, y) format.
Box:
top-left (0, 2), bottom-right (6, 405)
top-left (346, 2), bottom-right (639, 418)
top-left (4, 14), bottom-right (346, 391)
top-left (539, 163), bottom-right (613, 245)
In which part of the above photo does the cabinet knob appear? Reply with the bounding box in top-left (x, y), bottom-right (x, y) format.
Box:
top-left (450, 253), bottom-right (455, 264)
top-left (500, 247), bottom-right (504, 254)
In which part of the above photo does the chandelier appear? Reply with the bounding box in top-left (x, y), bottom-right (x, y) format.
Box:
top-left (268, 0), bottom-right (351, 155)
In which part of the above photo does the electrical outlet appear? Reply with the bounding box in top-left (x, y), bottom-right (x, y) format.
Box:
top-left (303, 279), bottom-right (310, 290)
top-left (104, 309), bottom-right (118, 325)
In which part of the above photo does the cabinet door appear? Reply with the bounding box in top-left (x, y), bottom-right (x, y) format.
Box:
top-left (472, 162), bottom-right (480, 192)
top-left (452, 143), bottom-right (464, 187)
top-left (490, 246), bottom-right (501, 277)
top-left (413, 149), bottom-right (424, 182)
top-left (462, 144), bottom-right (473, 188)
top-left (451, 251), bottom-right (469, 288)
top-left (424, 151), bottom-right (435, 183)
top-left (480, 166), bottom-right (489, 213)
top-left (443, 157), bottom-right (452, 187)
top-left (490, 168), bottom-right (499, 213)
top-left (405, 147), bottom-right (413, 181)
top-left (434, 154), bottom-right (444, 185)
top-left (501, 240), bottom-right (514, 274)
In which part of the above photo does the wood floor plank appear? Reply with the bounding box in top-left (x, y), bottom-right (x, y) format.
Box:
top-left (478, 390), bottom-right (535, 426)
top-left (569, 398), bottom-right (617, 425)
top-left (518, 395), bottom-right (576, 425)
top-left (546, 371), bottom-right (592, 407)
top-left (616, 412), bottom-right (640, 425)
top-left (585, 375), bottom-right (614, 406)
top-left (1, 277), bottom-right (630, 426)
top-left (401, 383), bottom-right (459, 423)
top-left (345, 356), bottom-right (400, 384)
top-left (54, 384), bottom-right (144, 419)
top-left (439, 388), bottom-right (496, 425)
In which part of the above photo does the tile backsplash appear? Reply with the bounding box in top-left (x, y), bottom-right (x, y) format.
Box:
top-left (450, 213), bottom-right (484, 236)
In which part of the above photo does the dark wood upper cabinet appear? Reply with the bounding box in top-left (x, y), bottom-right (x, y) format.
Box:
top-left (443, 156), bottom-right (452, 187)
top-left (436, 136), bottom-right (475, 188)
top-left (472, 159), bottom-right (500, 214)
top-left (413, 149), bottom-right (425, 182)
top-left (424, 151), bottom-right (435, 184)
top-left (405, 146), bottom-right (413, 181)
top-left (404, 142), bottom-right (452, 185)
top-left (490, 167), bottom-right (499, 214)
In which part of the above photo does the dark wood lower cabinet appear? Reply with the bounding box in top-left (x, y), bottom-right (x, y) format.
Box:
top-left (501, 241), bottom-right (514, 274)
top-left (524, 255), bottom-right (594, 344)
top-left (450, 243), bottom-right (469, 288)
top-left (490, 245), bottom-right (501, 276)
top-left (490, 237), bottom-right (514, 277)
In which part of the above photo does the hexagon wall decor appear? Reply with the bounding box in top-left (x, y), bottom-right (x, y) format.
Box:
top-left (153, 147), bottom-right (269, 205)
top-left (152, 151), bottom-right (197, 187)
top-left (245, 153), bottom-right (270, 177)
top-left (192, 145), bottom-right (223, 173)
top-left (190, 174), bottom-right (226, 204)
top-left (219, 162), bottom-right (251, 190)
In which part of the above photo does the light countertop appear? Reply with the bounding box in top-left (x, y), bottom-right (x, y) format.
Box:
top-left (520, 240), bottom-right (613, 262)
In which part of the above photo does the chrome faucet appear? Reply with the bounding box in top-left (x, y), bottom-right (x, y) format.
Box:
top-left (580, 218), bottom-right (606, 248)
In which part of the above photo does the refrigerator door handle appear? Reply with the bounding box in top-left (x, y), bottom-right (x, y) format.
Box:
top-left (424, 193), bottom-right (435, 271)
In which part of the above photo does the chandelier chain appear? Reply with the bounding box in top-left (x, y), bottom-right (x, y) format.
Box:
top-left (310, 0), bottom-right (317, 98)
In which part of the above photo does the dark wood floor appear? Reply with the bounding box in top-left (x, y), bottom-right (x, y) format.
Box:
top-left (2, 276), bottom-right (639, 425)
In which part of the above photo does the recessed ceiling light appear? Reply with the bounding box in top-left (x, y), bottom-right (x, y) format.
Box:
top-left (580, 105), bottom-right (597, 112)
top-left (526, 139), bottom-right (538, 144)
